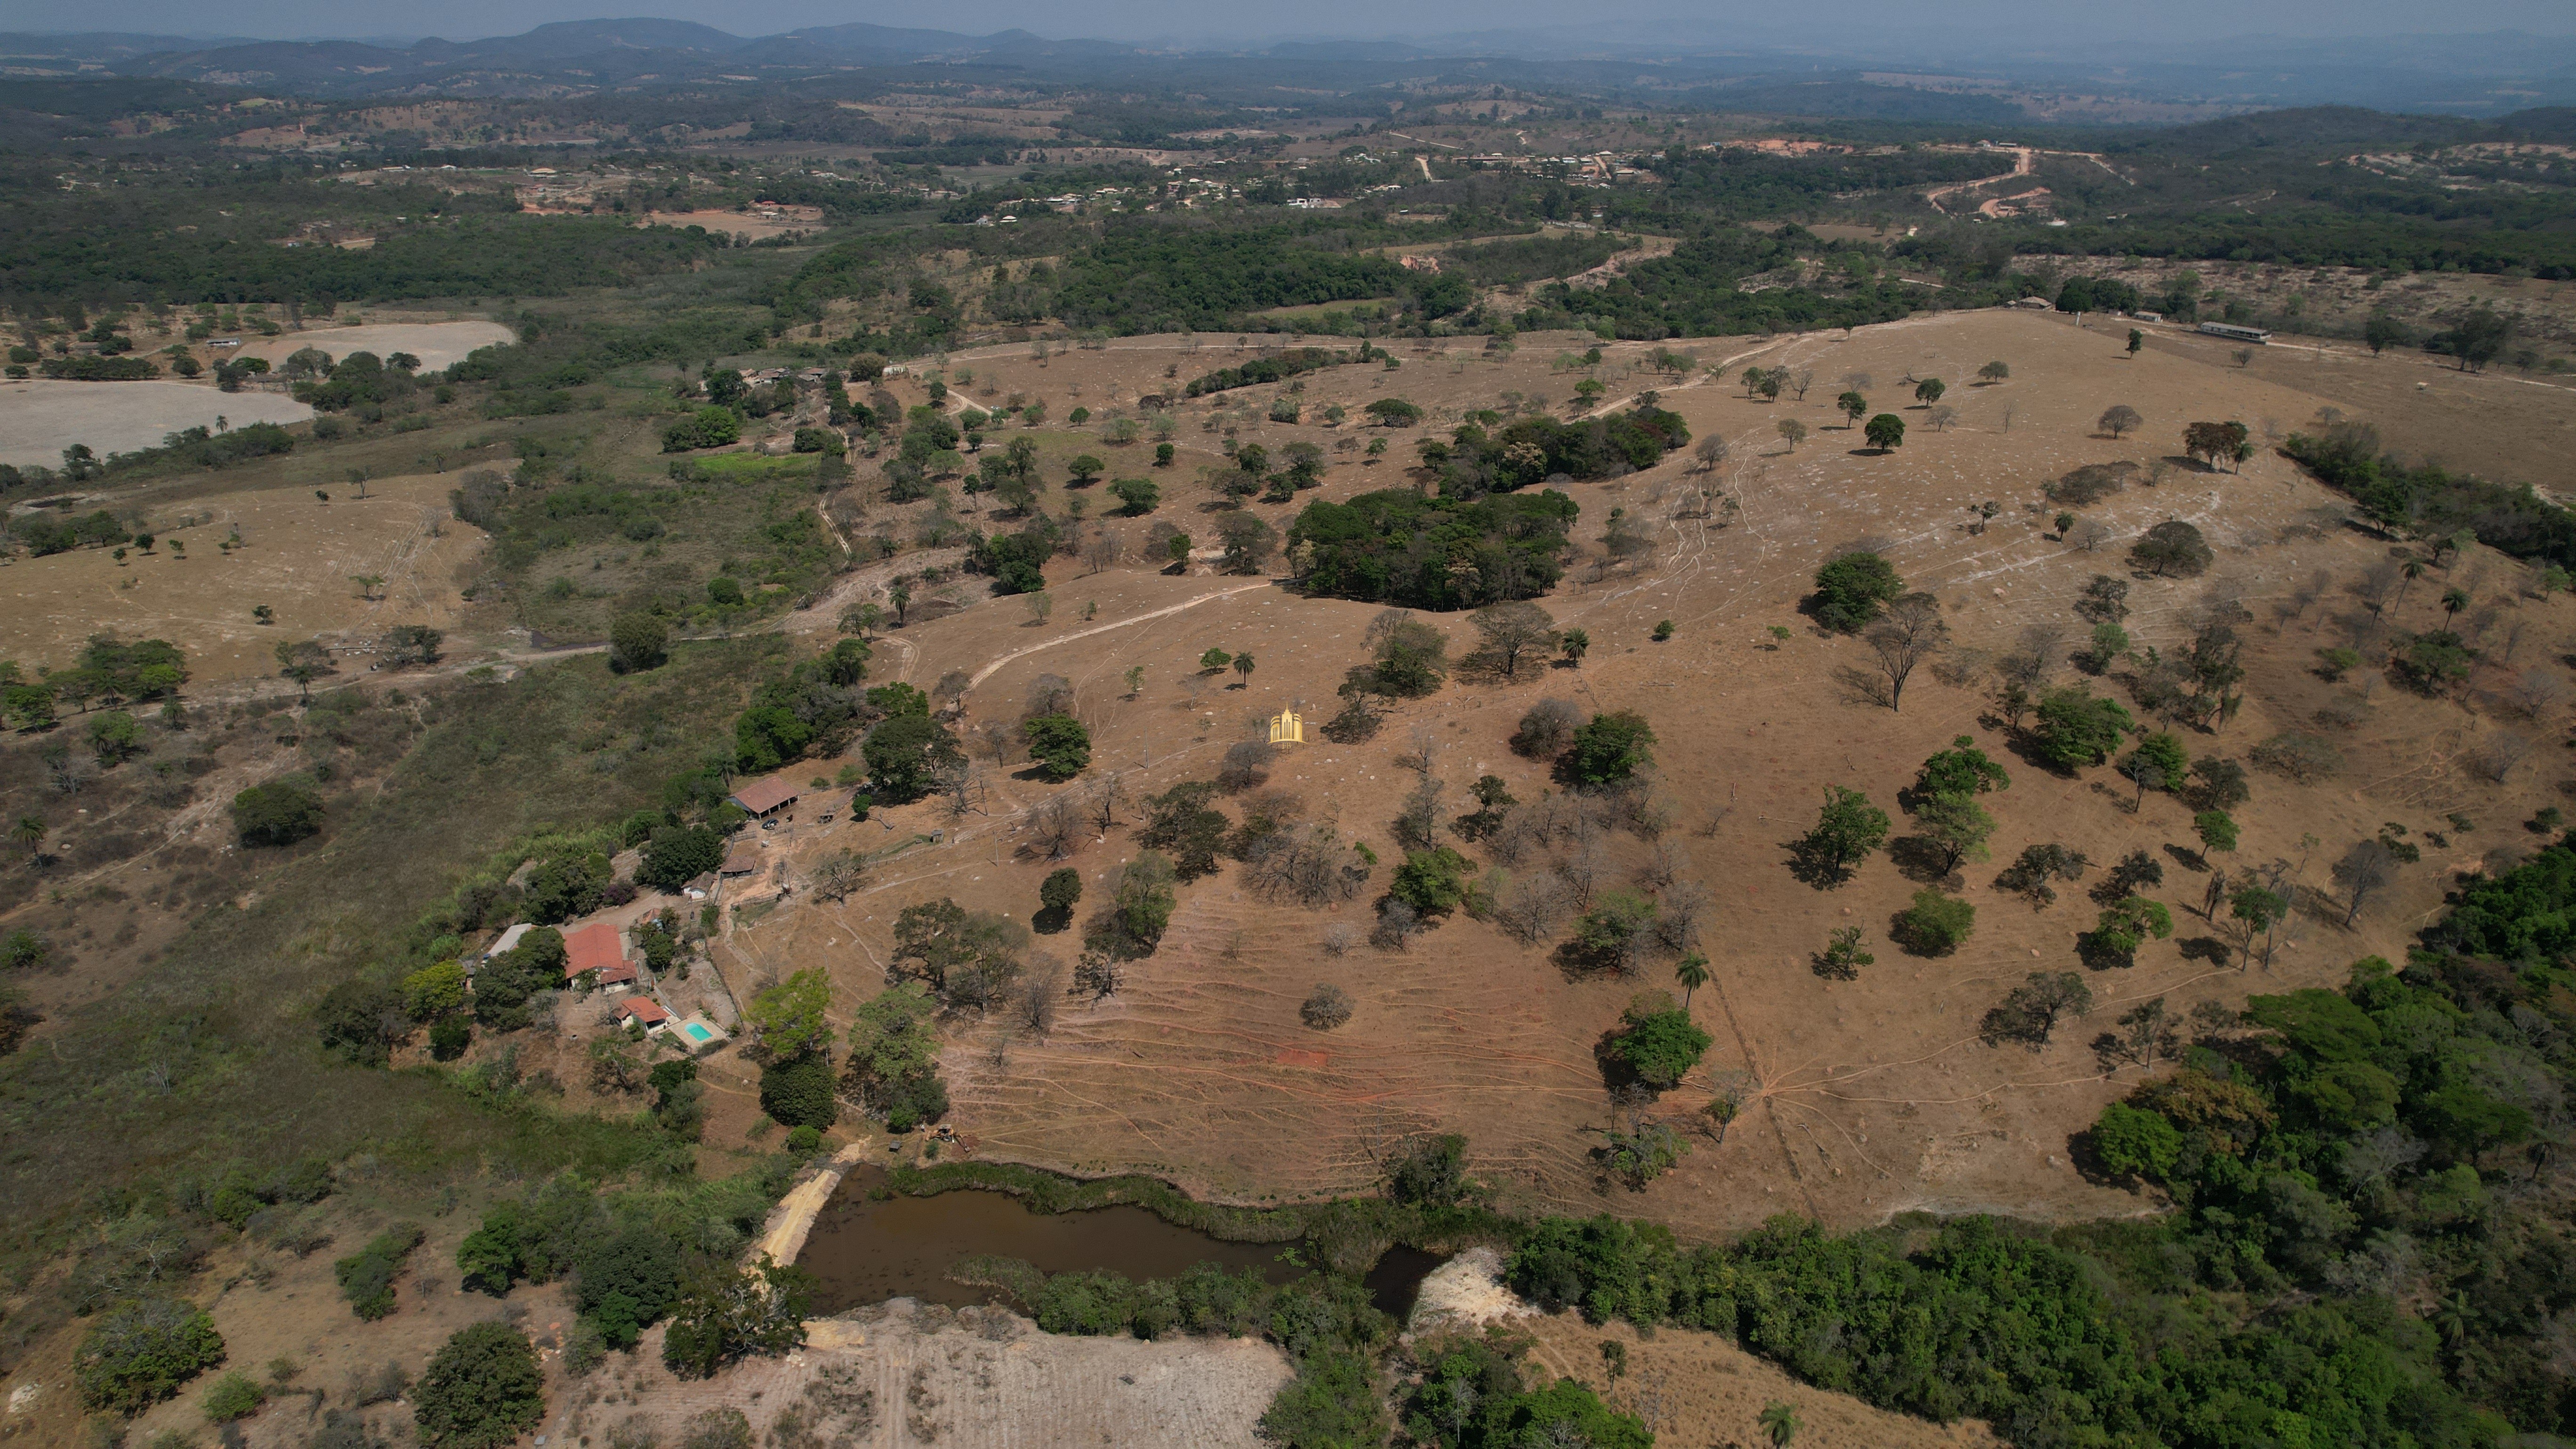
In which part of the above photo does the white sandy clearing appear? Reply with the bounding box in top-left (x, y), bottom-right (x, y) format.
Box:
top-left (0, 380), bottom-right (313, 469)
top-left (230, 319), bottom-right (515, 374)
top-left (1408, 1246), bottom-right (1536, 1335)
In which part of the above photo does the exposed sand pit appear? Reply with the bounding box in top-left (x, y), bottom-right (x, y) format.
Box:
top-left (0, 473), bottom-right (478, 683)
top-left (1407, 1246), bottom-right (1536, 1334)
top-left (228, 319), bottom-right (515, 374)
top-left (0, 380), bottom-right (312, 469)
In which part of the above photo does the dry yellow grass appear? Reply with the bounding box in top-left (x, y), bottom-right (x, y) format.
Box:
top-left (0, 472), bottom-right (477, 683)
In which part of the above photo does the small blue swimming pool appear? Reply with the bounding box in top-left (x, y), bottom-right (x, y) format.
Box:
top-left (680, 1021), bottom-right (716, 1044)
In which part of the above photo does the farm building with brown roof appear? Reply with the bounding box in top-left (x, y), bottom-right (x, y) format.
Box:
top-left (729, 776), bottom-right (798, 817)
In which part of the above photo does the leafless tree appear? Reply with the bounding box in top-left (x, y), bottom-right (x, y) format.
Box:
top-left (1787, 367), bottom-right (1815, 401)
top-left (1025, 795), bottom-right (1081, 861)
top-left (1634, 840), bottom-right (1690, 894)
top-left (933, 669), bottom-right (973, 706)
top-left (2074, 520), bottom-right (2113, 553)
top-left (973, 718), bottom-right (1018, 768)
top-left (1394, 773), bottom-right (1446, 851)
top-left (1023, 673), bottom-right (1076, 719)
top-left (1015, 961), bottom-right (1064, 1036)
top-left (1862, 592), bottom-right (1947, 711)
top-left (2351, 559), bottom-right (2404, 619)
top-left (1245, 823), bottom-right (1368, 906)
top-left (1219, 739), bottom-right (1278, 793)
top-left (1654, 879), bottom-right (1711, 955)
top-left (2509, 669), bottom-right (2567, 721)
top-left (1465, 601), bottom-right (1560, 681)
top-left (1084, 530), bottom-right (1122, 574)
top-left (1087, 772), bottom-right (1123, 834)
top-left (2475, 732), bottom-right (2534, 783)
top-left (812, 849), bottom-right (869, 902)
top-left (1558, 838), bottom-right (1610, 912)
top-left (1321, 922), bottom-right (1358, 957)
top-left (1497, 869), bottom-right (1574, 944)
top-left (1371, 899), bottom-right (1424, 951)
top-left (2332, 839), bottom-right (2400, 926)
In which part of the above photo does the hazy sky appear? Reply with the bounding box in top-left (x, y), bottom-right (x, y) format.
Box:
top-left (5, 0), bottom-right (2573, 46)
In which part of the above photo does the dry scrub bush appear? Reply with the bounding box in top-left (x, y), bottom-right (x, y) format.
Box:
top-left (1371, 899), bottom-right (1423, 950)
top-left (1217, 740), bottom-right (1276, 792)
top-left (1014, 963), bottom-right (1063, 1037)
top-left (1300, 984), bottom-right (1354, 1030)
top-left (1024, 796), bottom-right (1080, 861)
top-left (1243, 823), bottom-right (1368, 907)
top-left (2045, 461), bottom-right (2134, 506)
top-left (1321, 922), bottom-right (1357, 957)
top-left (1493, 869), bottom-right (1574, 943)
top-left (2251, 732), bottom-right (2343, 783)
top-left (2507, 669), bottom-right (2566, 721)
top-left (2475, 733), bottom-right (2534, 784)
top-left (1511, 699), bottom-right (1583, 758)
top-left (1654, 880), bottom-right (1711, 954)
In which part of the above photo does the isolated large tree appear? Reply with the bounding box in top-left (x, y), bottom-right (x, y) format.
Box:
top-left (1465, 601), bottom-right (1559, 681)
top-left (1863, 592), bottom-right (1947, 711)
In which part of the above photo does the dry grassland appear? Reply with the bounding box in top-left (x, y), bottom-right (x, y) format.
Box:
top-left (712, 309), bottom-right (2576, 1238)
top-left (0, 473), bottom-right (476, 683)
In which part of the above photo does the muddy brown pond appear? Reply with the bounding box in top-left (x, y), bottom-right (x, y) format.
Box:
top-left (798, 1169), bottom-right (1442, 1320)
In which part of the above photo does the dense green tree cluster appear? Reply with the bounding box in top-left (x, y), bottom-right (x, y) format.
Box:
top-left (1181, 346), bottom-right (1356, 397)
top-left (1289, 489), bottom-right (1579, 610)
top-left (2286, 423), bottom-right (2576, 567)
top-left (1417, 402), bottom-right (1691, 501)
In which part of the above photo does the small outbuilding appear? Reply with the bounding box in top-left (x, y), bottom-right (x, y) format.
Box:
top-left (720, 842), bottom-right (764, 877)
top-left (615, 996), bottom-right (671, 1030)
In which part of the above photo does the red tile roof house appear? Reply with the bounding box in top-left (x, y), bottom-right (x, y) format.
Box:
top-left (729, 776), bottom-right (799, 818)
top-left (563, 921), bottom-right (638, 988)
top-left (615, 996), bottom-right (670, 1031)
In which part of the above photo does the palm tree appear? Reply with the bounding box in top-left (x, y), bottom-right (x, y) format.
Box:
top-left (1674, 953), bottom-right (1711, 1011)
top-left (1760, 1401), bottom-right (1802, 1447)
top-left (2441, 587), bottom-right (2469, 626)
top-left (2397, 558), bottom-right (2426, 611)
top-left (11, 815), bottom-right (45, 864)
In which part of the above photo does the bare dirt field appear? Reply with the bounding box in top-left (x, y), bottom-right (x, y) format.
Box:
top-left (0, 380), bottom-right (313, 469)
top-left (228, 320), bottom-right (515, 374)
top-left (575, 1303), bottom-right (1290, 1449)
top-left (637, 209), bottom-right (819, 240)
top-left (707, 308), bottom-right (2576, 1239)
top-left (0, 472), bottom-right (478, 682)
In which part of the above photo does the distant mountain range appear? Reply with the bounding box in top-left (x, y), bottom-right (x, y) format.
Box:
top-left (0, 18), bottom-right (2570, 117)
top-left (0, 18), bottom-right (1167, 92)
